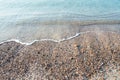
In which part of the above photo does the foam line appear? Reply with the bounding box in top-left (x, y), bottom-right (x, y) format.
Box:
top-left (0, 31), bottom-right (118, 46)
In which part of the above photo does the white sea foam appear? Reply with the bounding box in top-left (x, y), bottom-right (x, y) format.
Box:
top-left (0, 31), bottom-right (92, 45)
top-left (0, 31), bottom-right (118, 46)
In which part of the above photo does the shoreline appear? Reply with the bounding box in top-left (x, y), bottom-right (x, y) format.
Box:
top-left (0, 30), bottom-right (118, 46)
top-left (1, 20), bottom-right (120, 45)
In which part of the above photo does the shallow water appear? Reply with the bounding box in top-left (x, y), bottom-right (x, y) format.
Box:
top-left (0, 0), bottom-right (120, 43)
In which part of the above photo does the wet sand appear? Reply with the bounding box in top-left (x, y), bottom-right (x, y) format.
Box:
top-left (0, 24), bottom-right (120, 79)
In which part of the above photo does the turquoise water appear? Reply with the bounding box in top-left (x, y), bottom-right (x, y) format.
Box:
top-left (0, 0), bottom-right (120, 42)
top-left (0, 0), bottom-right (120, 19)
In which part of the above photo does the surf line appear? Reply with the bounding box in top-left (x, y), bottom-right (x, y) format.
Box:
top-left (0, 31), bottom-right (117, 46)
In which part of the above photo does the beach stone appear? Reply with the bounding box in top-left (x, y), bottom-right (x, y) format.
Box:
top-left (0, 29), bottom-right (120, 80)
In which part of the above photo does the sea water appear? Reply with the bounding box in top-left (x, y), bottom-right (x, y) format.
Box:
top-left (0, 0), bottom-right (120, 43)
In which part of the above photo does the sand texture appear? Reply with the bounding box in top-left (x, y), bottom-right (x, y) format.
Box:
top-left (0, 28), bottom-right (120, 80)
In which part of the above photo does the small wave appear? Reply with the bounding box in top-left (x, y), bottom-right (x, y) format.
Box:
top-left (0, 31), bottom-right (93, 46)
top-left (0, 31), bottom-right (118, 46)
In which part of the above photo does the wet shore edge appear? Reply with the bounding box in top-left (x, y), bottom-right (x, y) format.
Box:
top-left (1, 20), bottom-right (120, 46)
